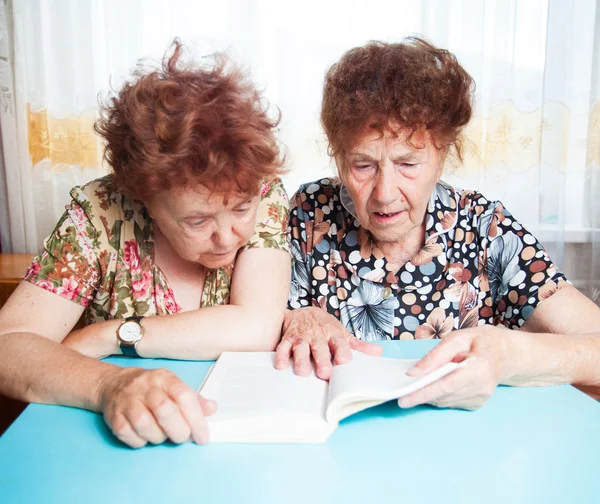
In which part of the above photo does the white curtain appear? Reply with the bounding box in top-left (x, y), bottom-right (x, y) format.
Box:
top-left (0, 0), bottom-right (598, 304)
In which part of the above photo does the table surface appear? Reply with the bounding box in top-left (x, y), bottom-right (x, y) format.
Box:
top-left (1, 340), bottom-right (599, 504)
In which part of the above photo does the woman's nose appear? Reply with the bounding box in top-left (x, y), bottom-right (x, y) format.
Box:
top-left (212, 226), bottom-right (237, 250)
top-left (372, 167), bottom-right (400, 206)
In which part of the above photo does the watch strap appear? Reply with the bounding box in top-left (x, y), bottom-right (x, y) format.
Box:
top-left (120, 341), bottom-right (140, 357)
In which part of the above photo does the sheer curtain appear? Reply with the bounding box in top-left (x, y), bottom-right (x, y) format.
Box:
top-left (0, 0), bottom-right (598, 304)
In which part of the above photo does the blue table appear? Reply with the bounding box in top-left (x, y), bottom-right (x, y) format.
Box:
top-left (1, 341), bottom-right (599, 503)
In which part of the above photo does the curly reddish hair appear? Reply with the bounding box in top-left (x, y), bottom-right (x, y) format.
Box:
top-left (94, 40), bottom-right (284, 201)
top-left (321, 37), bottom-right (474, 171)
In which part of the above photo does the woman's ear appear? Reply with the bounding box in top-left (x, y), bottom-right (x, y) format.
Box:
top-left (436, 146), bottom-right (449, 182)
top-left (143, 199), bottom-right (155, 219)
top-left (335, 155), bottom-right (347, 184)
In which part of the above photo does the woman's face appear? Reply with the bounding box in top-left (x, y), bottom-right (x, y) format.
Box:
top-left (341, 127), bottom-right (446, 245)
top-left (146, 184), bottom-right (260, 269)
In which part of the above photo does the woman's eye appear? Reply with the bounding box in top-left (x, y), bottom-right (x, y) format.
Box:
top-left (235, 207), bottom-right (250, 214)
top-left (399, 163), bottom-right (416, 168)
top-left (354, 164), bottom-right (375, 171)
top-left (192, 219), bottom-right (207, 227)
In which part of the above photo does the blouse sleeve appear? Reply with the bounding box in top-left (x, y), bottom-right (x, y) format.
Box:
top-left (480, 200), bottom-right (569, 329)
top-left (22, 202), bottom-right (101, 307)
top-left (287, 187), bottom-right (313, 309)
top-left (243, 178), bottom-right (290, 252)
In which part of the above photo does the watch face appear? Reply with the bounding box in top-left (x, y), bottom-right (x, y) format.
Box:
top-left (119, 320), bottom-right (142, 343)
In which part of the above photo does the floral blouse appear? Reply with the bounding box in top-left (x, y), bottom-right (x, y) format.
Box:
top-left (288, 178), bottom-right (568, 340)
top-left (24, 175), bottom-right (290, 325)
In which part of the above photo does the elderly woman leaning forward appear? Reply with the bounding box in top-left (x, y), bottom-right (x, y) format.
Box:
top-left (276, 37), bottom-right (600, 407)
top-left (0, 42), bottom-right (291, 448)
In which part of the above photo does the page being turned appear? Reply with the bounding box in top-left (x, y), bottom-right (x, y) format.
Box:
top-left (325, 351), bottom-right (465, 424)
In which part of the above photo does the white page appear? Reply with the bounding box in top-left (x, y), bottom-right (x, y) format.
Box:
top-left (200, 352), bottom-right (334, 443)
top-left (326, 351), bottom-right (465, 424)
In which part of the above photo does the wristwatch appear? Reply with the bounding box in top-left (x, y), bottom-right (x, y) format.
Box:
top-left (116, 316), bottom-right (144, 357)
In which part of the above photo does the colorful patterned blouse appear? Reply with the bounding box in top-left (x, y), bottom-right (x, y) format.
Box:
top-left (288, 178), bottom-right (568, 340)
top-left (23, 175), bottom-right (290, 325)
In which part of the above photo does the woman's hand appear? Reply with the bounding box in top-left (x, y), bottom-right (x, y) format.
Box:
top-left (274, 307), bottom-right (383, 380)
top-left (97, 366), bottom-right (216, 448)
top-left (397, 325), bottom-right (510, 410)
top-left (62, 321), bottom-right (120, 359)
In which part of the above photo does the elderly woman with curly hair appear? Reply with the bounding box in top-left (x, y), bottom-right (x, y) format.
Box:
top-left (0, 42), bottom-right (290, 447)
top-left (276, 37), bottom-right (600, 408)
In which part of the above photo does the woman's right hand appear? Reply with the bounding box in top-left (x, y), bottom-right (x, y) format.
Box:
top-left (97, 367), bottom-right (216, 448)
top-left (275, 307), bottom-right (383, 380)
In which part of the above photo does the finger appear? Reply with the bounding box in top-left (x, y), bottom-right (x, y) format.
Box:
top-left (146, 389), bottom-right (191, 445)
top-left (451, 351), bottom-right (471, 363)
top-left (421, 382), bottom-right (489, 411)
top-left (274, 338), bottom-right (293, 370)
top-left (348, 337), bottom-right (384, 356)
top-left (407, 331), bottom-right (472, 376)
top-left (169, 382), bottom-right (210, 445)
top-left (398, 366), bottom-right (468, 408)
top-left (311, 338), bottom-right (333, 380)
top-left (125, 400), bottom-right (167, 445)
top-left (292, 340), bottom-right (312, 376)
top-left (329, 335), bottom-right (353, 365)
top-left (199, 395), bottom-right (217, 416)
top-left (109, 412), bottom-right (147, 449)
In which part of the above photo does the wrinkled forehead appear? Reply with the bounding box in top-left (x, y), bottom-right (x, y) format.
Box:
top-left (154, 183), bottom-right (256, 215)
top-left (338, 123), bottom-right (433, 167)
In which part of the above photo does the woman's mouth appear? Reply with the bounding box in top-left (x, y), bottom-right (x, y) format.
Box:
top-left (213, 250), bottom-right (234, 257)
top-left (373, 211), bottom-right (404, 224)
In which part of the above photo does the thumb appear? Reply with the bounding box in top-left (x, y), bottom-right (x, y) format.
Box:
top-left (348, 335), bottom-right (384, 356)
top-left (407, 332), bottom-right (471, 376)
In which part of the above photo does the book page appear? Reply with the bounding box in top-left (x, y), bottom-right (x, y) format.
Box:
top-left (325, 351), bottom-right (465, 424)
top-left (199, 352), bottom-right (334, 443)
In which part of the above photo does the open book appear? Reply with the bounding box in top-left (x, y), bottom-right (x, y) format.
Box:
top-left (199, 351), bottom-right (464, 444)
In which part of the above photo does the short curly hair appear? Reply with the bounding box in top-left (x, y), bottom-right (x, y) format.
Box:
top-left (95, 40), bottom-right (284, 201)
top-left (321, 37), bottom-right (474, 171)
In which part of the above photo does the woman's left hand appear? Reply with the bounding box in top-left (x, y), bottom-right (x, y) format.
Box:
top-left (62, 321), bottom-right (120, 359)
top-left (397, 325), bottom-right (511, 410)
top-left (275, 307), bottom-right (383, 380)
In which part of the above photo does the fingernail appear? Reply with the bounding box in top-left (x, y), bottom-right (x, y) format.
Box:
top-left (398, 398), bottom-right (410, 409)
top-left (198, 423), bottom-right (210, 444)
top-left (406, 366), bottom-right (423, 376)
top-left (318, 368), bottom-right (332, 379)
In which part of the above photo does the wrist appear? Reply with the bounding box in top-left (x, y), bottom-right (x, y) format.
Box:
top-left (496, 327), bottom-right (521, 384)
top-left (498, 329), bottom-right (588, 388)
top-left (568, 333), bottom-right (600, 387)
top-left (91, 364), bottom-right (122, 412)
top-left (105, 319), bottom-right (122, 355)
